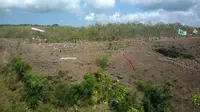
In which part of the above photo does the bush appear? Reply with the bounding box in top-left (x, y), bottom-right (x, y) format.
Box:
top-left (109, 91), bottom-right (143, 112)
top-left (53, 70), bottom-right (143, 111)
top-left (40, 77), bottom-right (58, 104)
top-left (96, 57), bottom-right (108, 69)
top-left (3, 57), bottom-right (31, 80)
top-left (3, 72), bottom-right (20, 91)
top-left (0, 76), bottom-right (28, 112)
top-left (54, 84), bottom-right (70, 107)
top-left (193, 94), bottom-right (200, 105)
top-left (137, 81), bottom-right (172, 112)
top-left (21, 72), bottom-right (45, 109)
top-left (193, 89), bottom-right (200, 105)
top-left (54, 75), bottom-right (98, 107)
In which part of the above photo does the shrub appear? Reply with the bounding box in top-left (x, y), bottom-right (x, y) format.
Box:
top-left (3, 57), bottom-right (31, 80)
top-left (109, 91), bottom-right (143, 112)
top-left (0, 76), bottom-right (28, 112)
top-left (54, 75), bottom-right (98, 107)
top-left (54, 84), bottom-right (70, 107)
top-left (53, 70), bottom-right (143, 111)
top-left (137, 81), bottom-right (172, 112)
top-left (193, 89), bottom-right (200, 105)
top-left (21, 72), bottom-right (45, 109)
top-left (40, 77), bottom-right (58, 104)
top-left (96, 57), bottom-right (108, 69)
top-left (3, 72), bottom-right (20, 91)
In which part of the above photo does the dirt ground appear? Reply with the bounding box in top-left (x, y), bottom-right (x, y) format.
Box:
top-left (0, 37), bottom-right (200, 112)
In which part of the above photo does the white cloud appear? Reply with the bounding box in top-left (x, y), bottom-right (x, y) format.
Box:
top-left (119, 0), bottom-right (200, 27)
top-left (109, 12), bottom-right (121, 23)
top-left (86, 0), bottom-right (115, 10)
top-left (0, 0), bottom-right (82, 13)
top-left (120, 0), bottom-right (198, 11)
top-left (193, 1), bottom-right (200, 17)
top-left (93, 10), bottom-right (200, 27)
top-left (0, 0), bottom-right (116, 13)
top-left (96, 13), bottom-right (109, 23)
top-left (94, 12), bottom-right (120, 24)
top-left (84, 13), bottom-right (95, 22)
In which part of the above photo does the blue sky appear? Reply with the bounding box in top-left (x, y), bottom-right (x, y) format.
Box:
top-left (0, 0), bottom-right (200, 27)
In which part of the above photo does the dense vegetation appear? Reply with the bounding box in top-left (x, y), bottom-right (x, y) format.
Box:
top-left (0, 57), bottom-right (173, 112)
top-left (0, 23), bottom-right (199, 43)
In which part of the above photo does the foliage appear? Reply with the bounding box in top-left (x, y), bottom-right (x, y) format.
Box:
top-left (21, 72), bottom-right (45, 109)
top-left (0, 76), bottom-right (28, 112)
top-left (137, 81), bottom-right (172, 112)
top-left (96, 56), bottom-right (108, 69)
top-left (0, 57), bottom-right (173, 112)
top-left (193, 89), bottom-right (200, 105)
top-left (52, 70), bottom-right (143, 111)
top-left (40, 77), bottom-right (58, 104)
top-left (0, 23), bottom-right (199, 43)
top-left (2, 57), bottom-right (44, 109)
top-left (109, 91), bottom-right (143, 112)
top-left (3, 56), bottom-right (31, 79)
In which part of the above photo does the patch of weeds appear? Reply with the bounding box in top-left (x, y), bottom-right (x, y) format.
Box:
top-left (2, 56), bottom-right (32, 80)
top-left (193, 88), bottom-right (200, 105)
top-left (137, 81), bottom-right (172, 112)
top-left (96, 56), bottom-right (108, 69)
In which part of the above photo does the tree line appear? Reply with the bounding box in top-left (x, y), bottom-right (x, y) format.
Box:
top-left (0, 22), bottom-right (199, 42)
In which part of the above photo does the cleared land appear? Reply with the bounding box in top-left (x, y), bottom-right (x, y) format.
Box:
top-left (0, 36), bottom-right (200, 111)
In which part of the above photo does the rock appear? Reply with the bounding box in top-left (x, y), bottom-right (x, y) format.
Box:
top-left (117, 75), bottom-right (123, 79)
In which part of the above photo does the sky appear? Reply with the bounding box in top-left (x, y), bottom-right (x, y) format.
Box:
top-left (0, 0), bottom-right (200, 27)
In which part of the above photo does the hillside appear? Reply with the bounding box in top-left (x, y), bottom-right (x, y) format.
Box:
top-left (0, 23), bottom-right (200, 111)
top-left (0, 34), bottom-right (200, 111)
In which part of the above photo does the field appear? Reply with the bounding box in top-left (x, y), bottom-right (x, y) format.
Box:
top-left (0, 24), bottom-right (200, 112)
